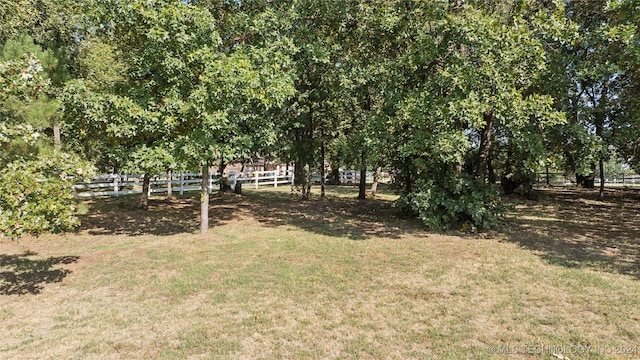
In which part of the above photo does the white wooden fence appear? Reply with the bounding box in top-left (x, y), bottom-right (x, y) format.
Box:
top-left (73, 170), bottom-right (294, 198)
top-left (535, 172), bottom-right (640, 188)
top-left (336, 170), bottom-right (391, 184)
top-left (73, 169), bottom-right (393, 198)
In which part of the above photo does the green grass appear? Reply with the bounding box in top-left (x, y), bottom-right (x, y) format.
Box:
top-left (1, 186), bottom-right (639, 359)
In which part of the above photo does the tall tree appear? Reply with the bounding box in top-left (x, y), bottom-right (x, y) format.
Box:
top-left (544, 0), bottom-right (631, 197)
top-left (387, 0), bottom-right (566, 230)
top-left (63, 0), bottom-right (295, 232)
top-left (607, 0), bottom-right (640, 173)
top-left (280, 1), bottom-right (342, 200)
top-left (0, 42), bottom-right (89, 239)
top-left (63, 0), bottom-right (219, 210)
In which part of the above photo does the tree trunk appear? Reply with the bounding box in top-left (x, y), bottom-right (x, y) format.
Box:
top-left (219, 157), bottom-right (226, 195)
top-left (454, 163), bottom-right (462, 176)
top-left (476, 110), bottom-right (494, 182)
top-left (403, 157), bottom-right (413, 196)
top-left (306, 167), bottom-right (312, 199)
top-left (576, 168), bottom-right (596, 188)
top-left (303, 102), bottom-right (314, 200)
top-left (140, 173), bottom-right (150, 210)
top-left (328, 165), bottom-right (340, 185)
top-left (295, 156), bottom-right (305, 198)
top-left (599, 158), bottom-right (605, 199)
top-left (596, 81), bottom-right (608, 199)
top-left (301, 164), bottom-right (311, 200)
top-left (167, 169), bottom-right (173, 199)
top-left (370, 166), bottom-right (381, 197)
top-left (320, 128), bottom-right (325, 198)
top-left (546, 166), bottom-right (550, 187)
top-left (358, 149), bottom-right (366, 200)
top-left (200, 164), bottom-right (210, 234)
top-left (234, 162), bottom-right (244, 195)
top-left (53, 123), bottom-right (61, 151)
top-left (487, 149), bottom-right (496, 184)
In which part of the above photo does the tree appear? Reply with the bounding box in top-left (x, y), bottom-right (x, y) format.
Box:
top-left (179, 22), bottom-right (295, 231)
top-left (270, 1), bottom-right (345, 200)
top-left (607, 0), bottom-right (640, 173)
top-left (385, 1), bottom-right (566, 230)
top-left (543, 0), bottom-right (635, 198)
top-left (0, 42), bottom-right (89, 239)
top-left (331, 1), bottom-right (397, 200)
top-left (63, 0), bottom-right (220, 210)
top-left (0, 0), bottom-right (97, 239)
top-left (273, 0), bottom-right (395, 201)
top-left (63, 0), bottom-right (295, 232)
top-left (1, 35), bottom-right (56, 164)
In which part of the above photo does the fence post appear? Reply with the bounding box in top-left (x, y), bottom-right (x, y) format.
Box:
top-left (274, 168), bottom-right (278, 188)
top-left (179, 173), bottom-right (184, 195)
top-left (255, 171), bottom-right (259, 189)
top-left (209, 171), bottom-right (213, 192)
top-left (113, 177), bottom-right (119, 196)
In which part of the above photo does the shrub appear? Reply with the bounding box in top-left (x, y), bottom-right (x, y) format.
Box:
top-left (0, 153), bottom-right (90, 239)
top-left (399, 174), bottom-right (503, 232)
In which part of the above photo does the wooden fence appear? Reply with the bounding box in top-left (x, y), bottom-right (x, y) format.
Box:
top-left (73, 169), bottom-right (393, 198)
top-left (336, 170), bottom-right (392, 184)
top-left (534, 172), bottom-right (640, 188)
top-left (73, 170), bottom-right (294, 198)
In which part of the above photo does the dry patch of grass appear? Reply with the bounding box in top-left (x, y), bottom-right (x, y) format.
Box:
top-left (1, 186), bottom-right (639, 359)
top-left (504, 188), bottom-right (640, 278)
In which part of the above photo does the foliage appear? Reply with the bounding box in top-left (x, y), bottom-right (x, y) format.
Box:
top-left (398, 174), bottom-right (503, 232)
top-left (6, 0), bottom-right (640, 234)
top-left (382, 0), bottom-right (567, 227)
top-left (0, 51), bottom-right (50, 159)
top-left (0, 152), bottom-right (92, 239)
top-left (180, 41), bottom-right (296, 168)
top-left (0, 39), bottom-right (50, 164)
top-left (1, 34), bottom-right (65, 164)
top-left (607, 0), bottom-right (640, 173)
top-left (121, 143), bottom-right (177, 175)
top-left (0, 32), bottom-right (88, 239)
top-left (542, 0), bottom-right (638, 187)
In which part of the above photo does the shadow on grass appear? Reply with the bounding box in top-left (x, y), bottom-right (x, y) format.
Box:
top-left (77, 195), bottom-right (237, 236)
top-left (76, 186), bottom-right (426, 240)
top-left (237, 188), bottom-right (426, 240)
top-left (503, 188), bottom-right (640, 279)
top-left (0, 251), bottom-right (79, 295)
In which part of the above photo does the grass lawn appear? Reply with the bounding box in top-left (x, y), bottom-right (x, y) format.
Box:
top-left (1, 185), bottom-right (639, 359)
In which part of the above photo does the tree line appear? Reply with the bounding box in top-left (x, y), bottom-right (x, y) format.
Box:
top-left (1, 0), bottom-right (639, 238)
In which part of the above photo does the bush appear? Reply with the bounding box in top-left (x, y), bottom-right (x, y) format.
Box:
top-left (398, 174), bottom-right (503, 232)
top-left (0, 153), bottom-right (90, 239)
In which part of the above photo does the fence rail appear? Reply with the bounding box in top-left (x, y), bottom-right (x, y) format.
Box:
top-left (334, 170), bottom-right (392, 184)
top-left (534, 172), bottom-right (640, 188)
top-left (73, 168), bottom-right (393, 198)
top-left (73, 170), bottom-right (294, 198)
